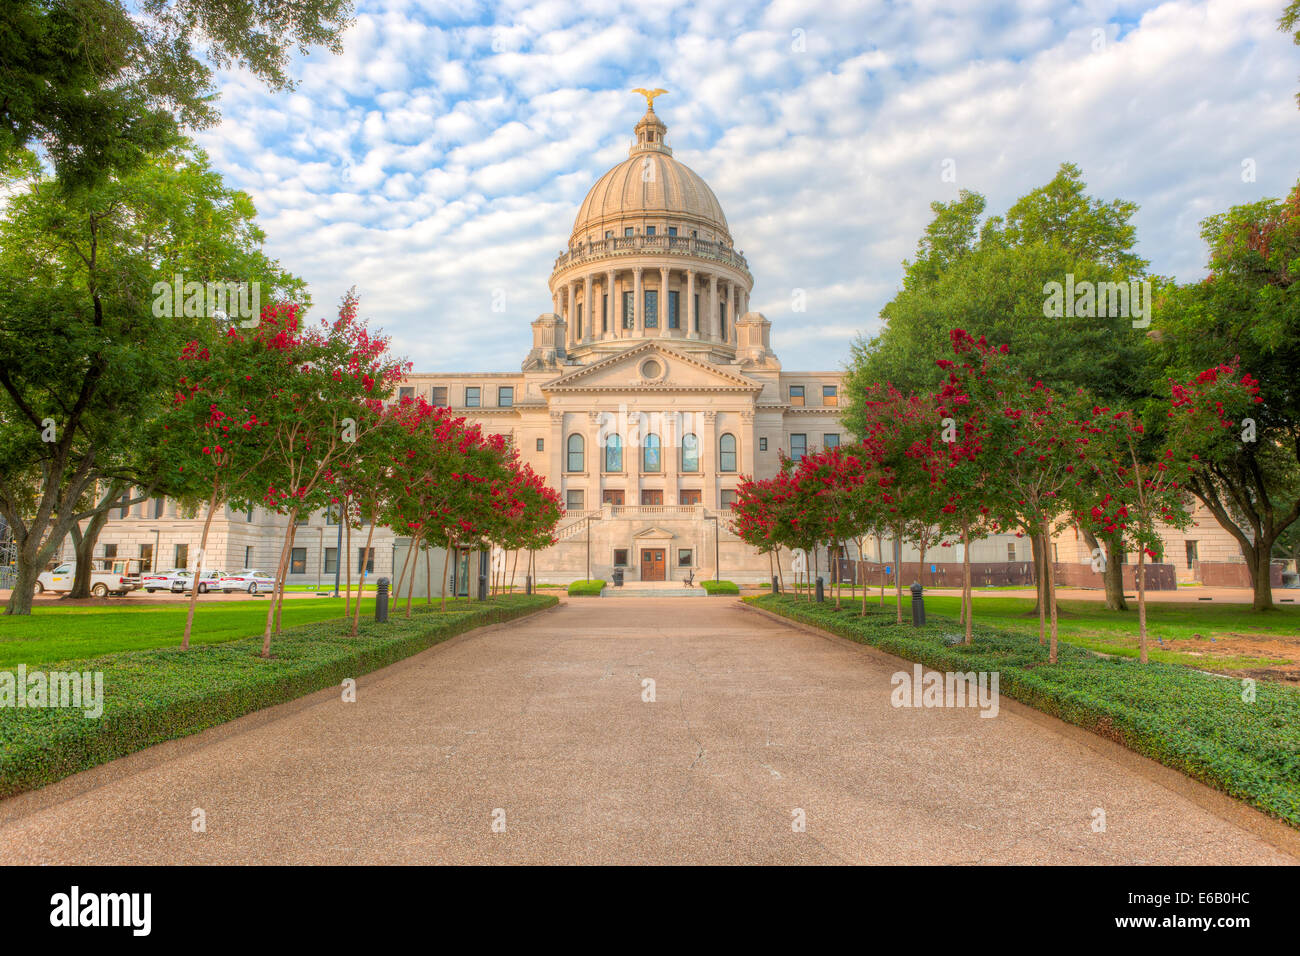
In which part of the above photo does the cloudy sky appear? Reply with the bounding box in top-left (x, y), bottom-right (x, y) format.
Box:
top-left (197, 0), bottom-right (1298, 373)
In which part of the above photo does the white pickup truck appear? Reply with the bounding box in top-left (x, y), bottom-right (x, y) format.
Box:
top-left (35, 559), bottom-right (142, 597)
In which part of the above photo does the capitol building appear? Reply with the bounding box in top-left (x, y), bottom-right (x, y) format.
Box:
top-left (63, 97), bottom-right (1252, 592)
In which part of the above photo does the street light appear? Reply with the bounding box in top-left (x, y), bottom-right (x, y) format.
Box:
top-left (708, 514), bottom-right (720, 583)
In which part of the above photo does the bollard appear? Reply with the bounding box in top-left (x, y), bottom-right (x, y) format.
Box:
top-left (815, 577), bottom-right (824, 603)
top-left (910, 581), bottom-right (924, 627)
top-left (477, 562), bottom-right (488, 601)
top-left (771, 575), bottom-right (780, 595)
top-left (375, 577), bottom-right (390, 623)
top-left (525, 575), bottom-right (533, 595)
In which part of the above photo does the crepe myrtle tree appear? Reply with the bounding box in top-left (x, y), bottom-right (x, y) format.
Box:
top-left (1164, 360), bottom-right (1276, 607)
top-left (1078, 404), bottom-right (1197, 663)
top-left (494, 461), bottom-right (562, 595)
top-left (256, 289), bottom-right (406, 658)
top-left (980, 366), bottom-right (1096, 663)
top-left (788, 445), bottom-right (880, 610)
top-left (732, 475), bottom-right (788, 593)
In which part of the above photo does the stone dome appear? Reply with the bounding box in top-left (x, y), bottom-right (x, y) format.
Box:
top-left (570, 108), bottom-right (730, 244)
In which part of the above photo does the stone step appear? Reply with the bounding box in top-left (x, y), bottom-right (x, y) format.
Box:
top-left (602, 586), bottom-right (705, 597)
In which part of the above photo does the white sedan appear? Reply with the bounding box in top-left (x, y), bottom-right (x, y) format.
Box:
top-left (140, 569), bottom-right (188, 592)
top-left (168, 569), bottom-right (226, 594)
top-left (216, 569), bottom-right (277, 594)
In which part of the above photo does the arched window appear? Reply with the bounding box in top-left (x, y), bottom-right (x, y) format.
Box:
top-left (681, 433), bottom-right (700, 472)
top-left (604, 434), bottom-right (623, 472)
top-left (719, 433), bottom-right (737, 472)
top-left (567, 433), bottom-right (584, 472)
top-left (642, 434), bottom-right (661, 473)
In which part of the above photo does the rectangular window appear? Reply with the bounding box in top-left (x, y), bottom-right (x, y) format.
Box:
top-left (139, 543), bottom-right (153, 573)
top-left (622, 291), bottom-right (634, 329)
top-left (464, 387), bottom-right (480, 407)
top-left (1185, 541), bottom-right (1198, 568)
top-left (605, 230), bottom-right (612, 239)
top-left (566, 489), bottom-right (585, 512)
top-left (668, 226), bottom-right (677, 237)
top-left (102, 543), bottom-right (118, 561)
top-left (668, 290), bottom-right (679, 329)
top-left (245, 545), bottom-right (255, 567)
top-left (498, 386), bottom-right (514, 407)
top-left (613, 549), bottom-right (629, 566)
top-left (1007, 543), bottom-right (1017, 562)
top-left (601, 294), bottom-right (608, 333)
top-left (624, 227), bottom-right (634, 237)
top-left (290, 547), bottom-right (307, 575)
top-left (720, 489), bottom-right (738, 509)
top-left (118, 494), bottom-right (131, 519)
top-left (152, 497), bottom-right (165, 519)
top-left (326, 504), bottom-right (340, 525)
top-left (640, 489), bottom-right (663, 506)
top-left (246, 507), bottom-right (254, 523)
top-left (602, 489), bottom-right (625, 506)
top-left (174, 543), bottom-right (189, 569)
top-left (646, 225), bottom-right (656, 236)
top-left (823, 384), bottom-right (838, 406)
top-left (679, 489), bottom-right (701, 506)
top-left (431, 386), bottom-right (448, 406)
top-left (823, 433), bottom-right (840, 449)
top-left (678, 548), bottom-right (693, 567)
top-left (536, 437), bottom-right (545, 452)
top-left (719, 302), bottom-right (726, 341)
top-left (644, 289), bottom-right (658, 328)
top-left (759, 437), bottom-right (768, 452)
top-left (398, 386), bottom-right (414, 402)
top-left (693, 293), bottom-right (699, 333)
top-left (1053, 543), bottom-right (1059, 563)
top-left (324, 548), bottom-right (339, 574)
top-left (790, 433), bottom-right (807, 461)
top-left (357, 548), bottom-right (375, 574)
top-left (789, 385), bottom-right (805, 406)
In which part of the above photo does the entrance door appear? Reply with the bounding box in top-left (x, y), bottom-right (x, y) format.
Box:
top-left (641, 548), bottom-right (666, 581)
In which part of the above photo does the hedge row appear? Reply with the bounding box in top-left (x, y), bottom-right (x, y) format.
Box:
top-left (567, 580), bottom-right (606, 596)
top-left (747, 594), bottom-right (1300, 829)
top-left (0, 594), bottom-right (557, 799)
top-left (701, 580), bottom-right (739, 595)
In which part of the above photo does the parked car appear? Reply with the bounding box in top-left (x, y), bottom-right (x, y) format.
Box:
top-left (169, 569), bottom-right (226, 594)
top-left (216, 569), bottom-right (277, 594)
top-left (140, 569), bottom-right (188, 592)
top-left (35, 559), bottom-right (141, 597)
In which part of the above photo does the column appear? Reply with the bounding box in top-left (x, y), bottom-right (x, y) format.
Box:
top-left (726, 280), bottom-right (735, 343)
top-left (567, 282), bottom-right (576, 349)
top-left (665, 411), bottom-right (679, 504)
top-left (634, 267), bottom-right (644, 336)
top-left (549, 412), bottom-right (564, 496)
top-left (629, 407), bottom-right (642, 508)
top-left (686, 269), bottom-right (697, 339)
top-left (605, 268), bottom-right (615, 339)
top-left (587, 411), bottom-right (601, 505)
top-left (583, 274), bottom-right (593, 344)
top-left (708, 274), bottom-right (719, 342)
top-left (659, 265), bottom-right (670, 336)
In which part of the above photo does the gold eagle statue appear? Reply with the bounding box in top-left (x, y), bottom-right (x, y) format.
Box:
top-left (632, 88), bottom-right (668, 111)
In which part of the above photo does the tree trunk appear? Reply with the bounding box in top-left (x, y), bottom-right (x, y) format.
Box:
top-left (351, 517), bottom-right (377, 636)
top-left (1137, 546), bottom-right (1149, 664)
top-left (261, 510), bottom-right (298, 658)
top-left (69, 509), bottom-right (111, 599)
top-left (963, 524), bottom-right (973, 645)
top-left (426, 540), bottom-right (434, 605)
top-left (441, 543), bottom-right (452, 612)
top-left (1042, 517), bottom-right (1059, 663)
top-left (6, 561), bottom-right (41, 616)
top-left (509, 548), bottom-right (520, 594)
top-left (893, 532), bottom-right (903, 624)
top-left (834, 541), bottom-right (842, 608)
top-left (1028, 531), bottom-right (1044, 617)
top-left (181, 475), bottom-right (221, 650)
top-left (274, 521), bottom-right (296, 635)
top-left (1250, 548), bottom-right (1274, 611)
top-left (344, 500), bottom-right (353, 619)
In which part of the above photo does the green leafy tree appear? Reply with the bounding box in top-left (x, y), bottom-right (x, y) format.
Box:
top-left (0, 0), bottom-right (353, 184)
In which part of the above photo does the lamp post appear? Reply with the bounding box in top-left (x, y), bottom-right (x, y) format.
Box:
top-left (332, 506), bottom-right (343, 596)
top-left (708, 514), bottom-right (720, 583)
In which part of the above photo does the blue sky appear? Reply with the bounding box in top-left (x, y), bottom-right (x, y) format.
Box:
top-left (197, 0), bottom-right (1299, 372)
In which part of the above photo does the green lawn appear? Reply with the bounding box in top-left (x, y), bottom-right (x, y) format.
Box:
top-left (0, 598), bottom-right (391, 665)
top-left (808, 593), bottom-right (1300, 671)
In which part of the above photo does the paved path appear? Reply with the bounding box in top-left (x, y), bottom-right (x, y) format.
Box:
top-left (1, 599), bottom-right (1293, 864)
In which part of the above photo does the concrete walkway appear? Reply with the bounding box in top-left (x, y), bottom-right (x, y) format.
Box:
top-left (1, 598), bottom-right (1293, 864)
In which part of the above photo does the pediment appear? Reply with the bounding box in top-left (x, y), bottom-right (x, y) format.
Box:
top-left (633, 526), bottom-right (676, 540)
top-left (542, 342), bottom-right (761, 393)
